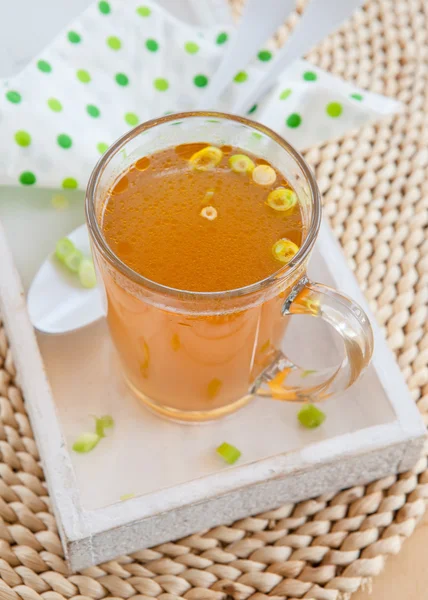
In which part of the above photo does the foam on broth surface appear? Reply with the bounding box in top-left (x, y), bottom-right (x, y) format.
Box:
top-left (101, 143), bottom-right (303, 292)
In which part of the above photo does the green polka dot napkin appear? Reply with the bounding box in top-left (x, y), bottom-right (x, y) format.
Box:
top-left (0, 0), bottom-right (401, 190)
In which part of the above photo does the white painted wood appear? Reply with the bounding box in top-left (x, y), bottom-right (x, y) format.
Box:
top-left (0, 218), bottom-right (425, 572)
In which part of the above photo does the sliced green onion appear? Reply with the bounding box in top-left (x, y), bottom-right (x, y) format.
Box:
top-left (120, 493), bottom-right (136, 501)
top-left (266, 187), bottom-right (297, 212)
top-left (200, 206), bottom-right (218, 221)
top-left (78, 258), bottom-right (97, 288)
top-left (301, 369), bottom-right (317, 378)
top-left (64, 248), bottom-right (83, 273)
top-left (55, 237), bottom-right (97, 288)
top-left (55, 237), bottom-right (75, 263)
top-left (252, 164), bottom-right (276, 186)
top-left (189, 146), bottom-right (223, 171)
top-left (229, 154), bottom-right (255, 174)
top-left (207, 377), bottom-right (222, 399)
top-left (260, 339), bottom-right (271, 353)
top-left (171, 333), bottom-right (181, 351)
top-left (216, 442), bottom-right (241, 465)
top-left (72, 432), bottom-right (100, 453)
top-left (297, 404), bottom-right (326, 429)
top-left (272, 238), bottom-right (299, 264)
top-left (202, 189), bottom-right (215, 204)
top-left (51, 194), bottom-right (69, 210)
top-left (95, 415), bottom-right (114, 438)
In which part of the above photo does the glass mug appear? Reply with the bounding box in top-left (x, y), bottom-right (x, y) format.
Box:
top-left (86, 112), bottom-right (373, 422)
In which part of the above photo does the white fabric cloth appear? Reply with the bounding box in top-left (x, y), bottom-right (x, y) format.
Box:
top-left (0, 0), bottom-right (400, 190)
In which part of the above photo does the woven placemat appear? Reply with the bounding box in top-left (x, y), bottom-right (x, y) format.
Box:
top-left (0, 0), bottom-right (427, 598)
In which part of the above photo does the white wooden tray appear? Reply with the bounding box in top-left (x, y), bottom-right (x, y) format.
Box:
top-left (0, 208), bottom-right (425, 573)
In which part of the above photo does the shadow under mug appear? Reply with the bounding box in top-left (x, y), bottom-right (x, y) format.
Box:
top-left (86, 112), bottom-right (374, 422)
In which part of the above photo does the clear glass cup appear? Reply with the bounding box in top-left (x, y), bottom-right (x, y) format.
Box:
top-left (86, 112), bottom-right (374, 422)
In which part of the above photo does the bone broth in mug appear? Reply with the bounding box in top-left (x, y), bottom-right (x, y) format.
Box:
top-left (86, 113), bottom-right (373, 422)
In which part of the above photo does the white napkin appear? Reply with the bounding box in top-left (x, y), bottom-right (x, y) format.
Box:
top-left (0, 0), bottom-right (400, 190)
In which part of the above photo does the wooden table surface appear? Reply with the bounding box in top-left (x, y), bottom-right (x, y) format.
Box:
top-left (353, 509), bottom-right (428, 600)
top-left (2, 2), bottom-right (427, 598)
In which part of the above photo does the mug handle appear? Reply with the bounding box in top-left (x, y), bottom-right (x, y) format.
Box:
top-left (251, 276), bottom-right (374, 402)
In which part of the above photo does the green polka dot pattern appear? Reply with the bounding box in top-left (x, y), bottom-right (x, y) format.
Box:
top-left (185, 42), bottom-right (199, 54)
top-left (125, 113), bottom-right (139, 126)
top-left (194, 74), bottom-right (208, 88)
top-left (6, 90), bottom-right (21, 104)
top-left (303, 71), bottom-right (317, 81)
top-left (77, 69), bottom-right (91, 83)
top-left (145, 39), bottom-right (159, 52)
top-left (37, 60), bottom-right (52, 73)
top-left (1, 4), bottom-right (377, 192)
top-left (115, 73), bottom-right (129, 86)
top-left (47, 98), bottom-right (62, 112)
top-left (68, 31), bottom-right (81, 43)
top-left (57, 134), bottom-right (72, 149)
top-left (98, 1), bottom-right (110, 14)
top-left (62, 177), bottom-right (78, 189)
top-left (19, 172), bottom-right (36, 186)
top-left (286, 113), bottom-right (302, 128)
top-left (107, 36), bottom-right (121, 50)
top-left (97, 143), bottom-right (109, 154)
top-left (137, 5), bottom-right (151, 16)
top-left (51, 194), bottom-right (69, 210)
top-left (234, 71), bottom-right (248, 83)
top-left (87, 105), bottom-right (100, 117)
top-left (154, 78), bottom-right (169, 91)
top-left (326, 102), bottom-right (343, 117)
top-left (258, 50), bottom-right (272, 62)
top-left (14, 131), bottom-right (31, 147)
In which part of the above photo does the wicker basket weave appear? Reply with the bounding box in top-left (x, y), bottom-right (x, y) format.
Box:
top-left (0, 0), bottom-right (427, 598)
